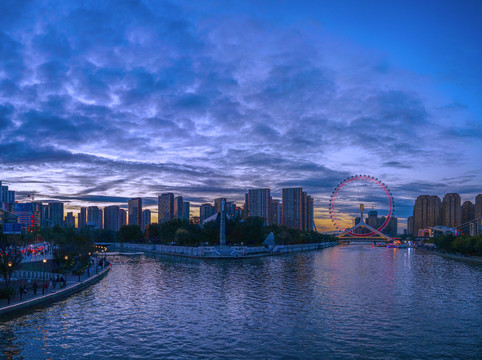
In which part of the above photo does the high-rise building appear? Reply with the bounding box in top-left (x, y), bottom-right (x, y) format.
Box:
top-left (271, 199), bottom-right (281, 225)
top-left (87, 206), bottom-right (103, 229)
top-left (48, 202), bottom-right (64, 226)
top-left (413, 195), bottom-right (441, 236)
top-left (104, 205), bottom-right (121, 232)
top-left (442, 193), bottom-right (461, 227)
top-left (383, 216), bottom-right (398, 237)
top-left (158, 193), bottom-right (174, 223)
top-left (182, 202), bottom-right (190, 221)
top-left (142, 209), bottom-right (151, 229)
top-left (0, 181), bottom-right (16, 205)
top-left (14, 203), bottom-right (41, 231)
top-left (79, 207), bottom-right (87, 228)
top-left (366, 210), bottom-right (378, 228)
top-left (128, 198), bottom-right (142, 227)
top-left (282, 188), bottom-right (303, 230)
top-left (475, 194), bottom-right (482, 219)
top-left (305, 195), bottom-right (314, 231)
top-left (214, 198), bottom-right (227, 214)
top-left (461, 201), bottom-right (475, 224)
top-left (119, 209), bottom-right (127, 227)
top-left (246, 189), bottom-right (271, 224)
top-left (65, 212), bottom-right (75, 227)
top-left (200, 204), bottom-right (216, 223)
top-left (225, 201), bottom-right (237, 217)
top-left (174, 196), bottom-right (183, 219)
top-left (407, 216), bottom-right (414, 235)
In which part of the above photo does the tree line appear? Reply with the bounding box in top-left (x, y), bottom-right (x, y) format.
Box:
top-left (432, 234), bottom-right (482, 256)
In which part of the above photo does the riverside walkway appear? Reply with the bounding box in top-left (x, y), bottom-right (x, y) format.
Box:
top-left (0, 264), bottom-right (110, 317)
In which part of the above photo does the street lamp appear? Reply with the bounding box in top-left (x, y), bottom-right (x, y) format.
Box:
top-left (42, 258), bottom-right (47, 295)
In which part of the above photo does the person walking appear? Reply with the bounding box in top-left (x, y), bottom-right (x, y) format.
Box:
top-left (33, 282), bottom-right (38, 295)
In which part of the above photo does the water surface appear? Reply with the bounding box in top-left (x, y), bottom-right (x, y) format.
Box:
top-left (1, 246), bottom-right (481, 359)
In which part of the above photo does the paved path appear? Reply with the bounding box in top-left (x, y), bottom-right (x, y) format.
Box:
top-left (0, 266), bottom-right (107, 308)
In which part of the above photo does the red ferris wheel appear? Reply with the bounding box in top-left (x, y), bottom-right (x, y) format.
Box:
top-left (329, 175), bottom-right (394, 237)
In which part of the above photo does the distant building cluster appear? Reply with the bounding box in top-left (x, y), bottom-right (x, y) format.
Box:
top-left (354, 211), bottom-right (398, 237)
top-left (1, 180), bottom-right (314, 235)
top-left (408, 193), bottom-right (482, 237)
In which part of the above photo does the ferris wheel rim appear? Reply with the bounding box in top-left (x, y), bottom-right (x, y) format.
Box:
top-left (329, 175), bottom-right (394, 236)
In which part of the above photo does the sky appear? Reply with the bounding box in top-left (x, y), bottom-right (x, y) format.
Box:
top-left (0, 0), bottom-right (481, 231)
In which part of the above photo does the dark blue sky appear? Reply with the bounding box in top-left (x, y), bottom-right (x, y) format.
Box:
top-left (0, 0), bottom-right (481, 230)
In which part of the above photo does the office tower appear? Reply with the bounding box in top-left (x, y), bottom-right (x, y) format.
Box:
top-left (64, 212), bottom-right (75, 227)
top-left (158, 193), bottom-right (174, 223)
top-left (142, 209), bottom-right (151, 229)
top-left (271, 199), bottom-right (281, 225)
top-left (87, 206), bottom-right (103, 229)
top-left (200, 204), bottom-right (216, 223)
top-left (119, 209), bottom-right (127, 227)
top-left (247, 189), bottom-right (271, 225)
top-left (104, 205), bottom-right (121, 232)
top-left (461, 201), bottom-right (475, 224)
top-left (182, 202), bottom-right (190, 221)
top-left (282, 188), bottom-right (303, 229)
top-left (407, 216), bottom-right (414, 235)
top-left (79, 207), bottom-right (87, 228)
top-left (214, 198), bottom-right (227, 214)
top-left (174, 196), bottom-right (183, 219)
top-left (128, 198), bottom-right (142, 227)
top-left (413, 195), bottom-right (442, 236)
top-left (476, 194), bottom-right (482, 219)
top-left (47, 202), bottom-right (64, 226)
top-left (442, 193), bottom-right (462, 227)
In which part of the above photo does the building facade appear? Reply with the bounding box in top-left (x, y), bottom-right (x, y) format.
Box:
top-left (104, 205), bottom-right (121, 232)
top-left (158, 193), bottom-right (174, 223)
top-left (142, 209), bottom-right (151, 229)
top-left (476, 194), bottom-right (482, 219)
top-left (47, 202), bottom-right (64, 226)
top-left (128, 198), bottom-right (142, 227)
top-left (246, 189), bottom-right (271, 225)
top-left (442, 193), bottom-right (462, 227)
top-left (65, 212), bottom-right (75, 227)
top-left (462, 201), bottom-right (475, 224)
top-left (87, 206), bottom-right (103, 229)
top-left (200, 204), bottom-right (216, 223)
top-left (413, 195), bottom-right (442, 236)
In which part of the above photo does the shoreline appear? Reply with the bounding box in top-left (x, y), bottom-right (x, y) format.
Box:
top-left (414, 247), bottom-right (482, 265)
top-left (0, 266), bottom-right (111, 318)
top-left (103, 242), bottom-right (338, 259)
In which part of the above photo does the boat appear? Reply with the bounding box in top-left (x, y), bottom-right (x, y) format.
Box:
top-left (387, 244), bottom-right (397, 248)
top-left (397, 244), bottom-right (408, 249)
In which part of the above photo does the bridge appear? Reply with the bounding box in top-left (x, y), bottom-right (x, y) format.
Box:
top-left (337, 204), bottom-right (392, 242)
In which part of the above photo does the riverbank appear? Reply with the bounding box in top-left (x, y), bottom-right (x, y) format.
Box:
top-left (414, 247), bottom-right (482, 265)
top-left (0, 266), bottom-right (110, 318)
top-left (103, 242), bottom-right (338, 259)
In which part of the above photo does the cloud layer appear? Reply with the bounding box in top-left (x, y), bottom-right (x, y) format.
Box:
top-left (1, 0), bottom-right (481, 230)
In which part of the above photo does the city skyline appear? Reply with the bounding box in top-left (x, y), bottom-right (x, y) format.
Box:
top-left (0, 1), bottom-right (481, 231)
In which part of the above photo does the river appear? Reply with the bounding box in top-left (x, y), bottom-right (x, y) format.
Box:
top-left (1, 245), bottom-right (481, 359)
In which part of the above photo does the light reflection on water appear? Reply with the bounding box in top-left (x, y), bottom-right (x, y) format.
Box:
top-left (1, 246), bottom-right (481, 359)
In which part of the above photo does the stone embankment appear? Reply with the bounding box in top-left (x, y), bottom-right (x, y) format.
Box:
top-left (105, 242), bottom-right (338, 259)
top-left (0, 266), bottom-right (110, 317)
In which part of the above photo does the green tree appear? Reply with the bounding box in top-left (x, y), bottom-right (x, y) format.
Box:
top-left (0, 233), bottom-right (23, 289)
top-left (119, 225), bottom-right (143, 243)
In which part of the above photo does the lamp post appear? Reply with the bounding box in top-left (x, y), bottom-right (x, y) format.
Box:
top-left (42, 258), bottom-right (47, 295)
top-left (7, 262), bottom-right (12, 304)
